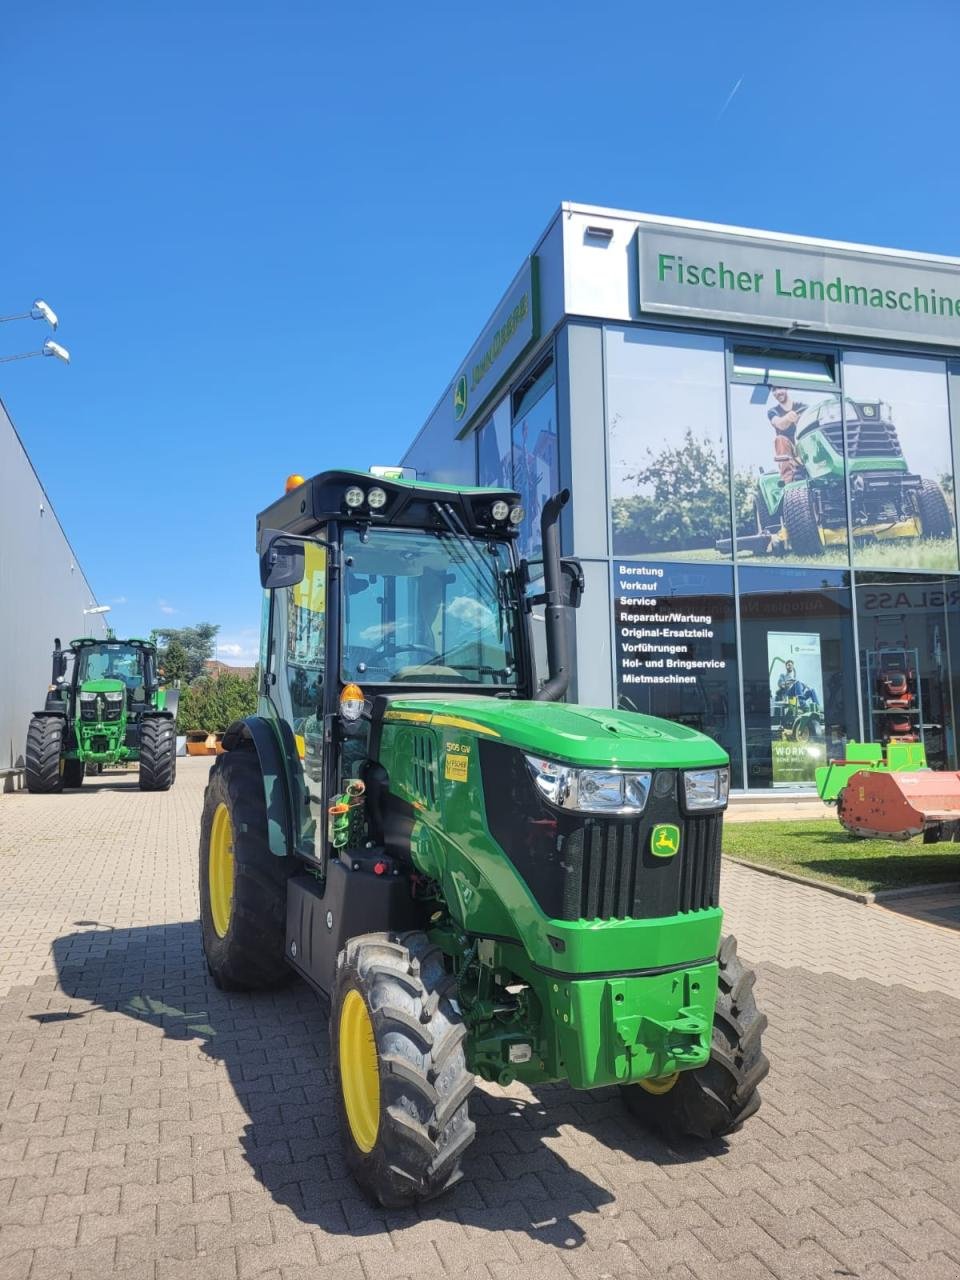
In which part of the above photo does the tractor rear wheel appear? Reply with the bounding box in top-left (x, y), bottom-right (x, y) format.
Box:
top-left (199, 746), bottom-right (297, 991)
top-left (620, 933), bottom-right (768, 1140)
top-left (139, 716), bottom-right (176, 791)
top-left (917, 479), bottom-right (953, 539)
top-left (25, 716), bottom-right (65, 794)
top-left (782, 484), bottom-right (824, 557)
top-left (331, 931), bottom-right (476, 1208)
top-left (61, 758), bottom-right (85, 788)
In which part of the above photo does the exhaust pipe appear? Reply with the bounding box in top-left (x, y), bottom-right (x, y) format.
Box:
top-left (534, 489), bottom-right (571, 703)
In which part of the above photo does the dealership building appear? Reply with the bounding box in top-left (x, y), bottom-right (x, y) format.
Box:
top-left (401, 204), bottom-right (960, 790)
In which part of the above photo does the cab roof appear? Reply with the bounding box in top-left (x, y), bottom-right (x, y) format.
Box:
top-left (256, 469), bottom-right (522, 551)
top-left (69, 637), bottom-right (154, 650)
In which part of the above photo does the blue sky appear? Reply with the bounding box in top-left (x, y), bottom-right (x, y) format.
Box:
top-left (3, 0), bottom-right (958, 664)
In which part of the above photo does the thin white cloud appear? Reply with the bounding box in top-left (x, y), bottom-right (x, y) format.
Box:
top-left (214, 629), bottom-right (259, 665)
top-left (158, 600), bottom-right (177, 615)
top-left (717, 75), bottom-right (743, 120)
top-left (112, 596), bottom-right (128, 605)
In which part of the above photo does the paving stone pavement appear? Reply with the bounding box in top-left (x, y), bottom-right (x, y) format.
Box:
top-left (2, 757), bottom-right (960, 1280)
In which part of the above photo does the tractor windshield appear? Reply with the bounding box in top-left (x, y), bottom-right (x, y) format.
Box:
top-left (341, 527), bottom-right (520, 687)
top-left (76, 644), bottom-right (146, 689)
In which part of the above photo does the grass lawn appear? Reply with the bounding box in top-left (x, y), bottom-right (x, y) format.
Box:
top-left (722, 819), bottom-right (960, 894)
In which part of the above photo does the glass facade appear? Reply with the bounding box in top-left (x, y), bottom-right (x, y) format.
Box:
top-left (604, 323), bottom-right (960, 788)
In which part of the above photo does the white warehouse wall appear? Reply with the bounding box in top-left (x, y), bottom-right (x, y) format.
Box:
top-left (0, 399), bottom-right (107, 778)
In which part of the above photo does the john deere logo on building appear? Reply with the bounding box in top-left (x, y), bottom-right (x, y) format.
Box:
top-left (453, 374), bottom-right (468, 421)
top-left (650, 824), bottom-right (680, 857)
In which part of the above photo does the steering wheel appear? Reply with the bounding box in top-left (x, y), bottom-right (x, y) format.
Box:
top-left (377, 642), bottom-right (438, 660)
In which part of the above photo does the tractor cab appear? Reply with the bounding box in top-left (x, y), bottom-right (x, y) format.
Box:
top-left (251, 470), bottom-right (581, 862)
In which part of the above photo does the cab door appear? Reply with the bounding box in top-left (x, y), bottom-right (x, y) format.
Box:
top-left (263, 541), bottom-right (328, 860)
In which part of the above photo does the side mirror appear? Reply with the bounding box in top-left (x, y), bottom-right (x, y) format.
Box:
top-left (260, 531), bottom-right (306, 590)
top-left (559, 557), bottom-right (585, 609)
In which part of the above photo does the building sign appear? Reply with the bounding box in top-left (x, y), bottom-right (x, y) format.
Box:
top-left (451, 257), bottom-right (539, 436)
top-left (637, 227), bottom-right (960, 347)
top-left (767, 632), bottom-right (827, 786)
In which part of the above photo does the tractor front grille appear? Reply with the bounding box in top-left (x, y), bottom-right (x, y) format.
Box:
top-left (479, 741), bottom-right (721, 922)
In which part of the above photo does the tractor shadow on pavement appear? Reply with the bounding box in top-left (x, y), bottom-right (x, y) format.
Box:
top-left (49, 920), bottom-right (727, 1249)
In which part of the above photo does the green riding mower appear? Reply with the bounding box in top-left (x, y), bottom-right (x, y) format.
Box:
top-left (720, 396), bottom-right (954, 557)
top-left (25, 638), bottom-right (178, 792)
top-left (199, 471), bottom-right (768, 1207)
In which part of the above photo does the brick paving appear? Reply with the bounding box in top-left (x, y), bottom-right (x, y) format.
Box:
top-left (2, 757), bottom-right (960, 1280)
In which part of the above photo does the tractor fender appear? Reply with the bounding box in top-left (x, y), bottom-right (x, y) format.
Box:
top-left (32, 708), bottom-right (67, 719)
top-left (221, 715), bottom-right (296, 858)
top-left (161, 688), bottom-right (180, 720)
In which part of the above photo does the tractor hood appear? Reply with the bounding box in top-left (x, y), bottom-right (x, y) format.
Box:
top-left (79, 679), bottom-right (126, 694)
top-left (380, 696), bottom-right (727, 770)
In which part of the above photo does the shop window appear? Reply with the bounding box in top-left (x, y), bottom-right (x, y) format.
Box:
top-left (511, 356), bottom-right (558, 559)
top-left (613, 561), bottom-right (742, 787)
top-left (476, 396), bottom-right (512, 488)
top-left (605, 327), bottom-right (731, 561)
top-left (738, 565), bottom-right (857, 789)
top-left (729, 376), bottom-right (850, 565)
top-left (854, 572), bottom-right (960, 770)
top-left (842, 353), bottom-right (958, 572)
top-left (731, 346), bottom-right (836, 386)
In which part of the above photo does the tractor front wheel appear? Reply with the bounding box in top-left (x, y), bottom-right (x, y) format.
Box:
top-left (620, 933), bottom-right (769, 1140)
top-left (199, 746), bottom-right (297, 991)
top-left (331, 931), bottom-right (476, 1208)
top-left (782, 485), bottom-right (824, 557)
top-left (24, 716), bottom-right (65, 794)
top-left (139, 716), bottom-right (177, 791)
top-left (917, 479), bottom-right (953, 539)
top-left (61, 758), bottom-right (85, 788)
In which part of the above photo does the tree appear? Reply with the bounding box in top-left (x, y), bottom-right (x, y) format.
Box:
top-left (159, 637), bottom-right (190, 686)
top-left (151, 623), bottom-right (219, 684)
top-left (177, 671), bottom-right (258, 733)
top-left (612, 430), bottom-right (731, 553)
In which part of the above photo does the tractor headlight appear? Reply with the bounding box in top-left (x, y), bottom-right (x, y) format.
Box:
top-left (682, 767), bottom-right (729, 811)
top-left (104, 691), bottom-right (123, 702)
top-left (525, 755), bottom-right (651, 814)
top-left (490, 500), bottom-right (509, 522)
top-left (509, 505), bottom-right (525, 526)
top-left (79, 692), bottom-right (96, 702)
top-left (344, 485), bottom-right (365, 509)
top-left (367, 486), bottom-right (387, 510)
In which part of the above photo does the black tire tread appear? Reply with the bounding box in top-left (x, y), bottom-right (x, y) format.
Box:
top-left (332, 931), bottom-right (475, 1208)
top-left (917, 479), bottom-right (953, 539)
top-left (139, 716), bottom-right (177, 791)
top-left (199, 746), bottom-right (298, 991)
top-left (620, 933), bottom-right (769, 1141)
top-left (25, 716), bottom-right (65, 794)
top-left (61, 757), bottom-right (85, 788)
top-left (782, 484), bottom-right (824, 557)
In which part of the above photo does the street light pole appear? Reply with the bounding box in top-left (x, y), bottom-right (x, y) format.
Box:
top-left (0, 340), bottom-right (70, 365)
top-left (83, 604), bottom-right (111, 638)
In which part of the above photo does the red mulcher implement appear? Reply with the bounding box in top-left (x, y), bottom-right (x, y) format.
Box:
top-left (816, 742), bottom-right (960, 842)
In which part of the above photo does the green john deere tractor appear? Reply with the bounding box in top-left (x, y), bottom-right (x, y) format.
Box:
top-left (199, 471), bottom-right (768, 1207)
top-left (722, 396), bottom-right (954, 557)
top-left (25, 638), bottom-right (178, 792)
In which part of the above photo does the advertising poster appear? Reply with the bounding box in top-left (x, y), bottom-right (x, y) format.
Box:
top-left (767, 631), bottom-right (826, 786)
top-left (842, 354), bottom-right (957, 572)
top-left (606, 329), bottom-right (732, 560)
top-left (613, 562), bottom-right (742, 784)
top-left (729, 380), bottom-right (850, 565)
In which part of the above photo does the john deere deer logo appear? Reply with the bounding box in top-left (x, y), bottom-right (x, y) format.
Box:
top-left (453, 374), bottom-right (468, 421)
top-left (650, 823), bottom-right (680, 857)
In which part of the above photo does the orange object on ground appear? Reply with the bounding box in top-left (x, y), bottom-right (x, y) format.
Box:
top-left (837, 768), bottom-right (960, 841)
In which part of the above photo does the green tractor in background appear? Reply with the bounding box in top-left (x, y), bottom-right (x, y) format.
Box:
top-left (724, 396), bottom-right (954, 557)
top-left (198, 471), bottom-right (768, 1208)
top-left (25, 637), bottom-right (178, 792)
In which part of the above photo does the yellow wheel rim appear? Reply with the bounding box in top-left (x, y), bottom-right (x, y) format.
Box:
top-left (339, 989), bottom-right (380, 1153)
top-left (639, 1071), bottom-right (680, 1095)
top-left (208, 803), bottom-right (235, 939)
